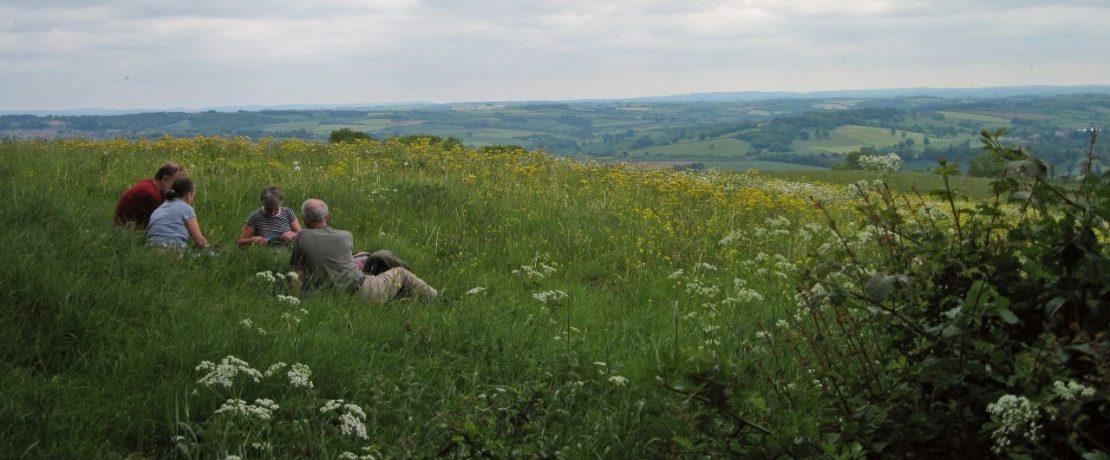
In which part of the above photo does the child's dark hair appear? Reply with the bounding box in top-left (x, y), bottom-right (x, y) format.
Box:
top-left (166, 177), bottom-right (194, 200)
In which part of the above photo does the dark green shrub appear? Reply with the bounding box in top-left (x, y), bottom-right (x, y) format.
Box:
top-left (795, 128), bottom-right (1108, 456)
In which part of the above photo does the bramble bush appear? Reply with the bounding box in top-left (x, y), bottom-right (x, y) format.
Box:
top-left (666, 129), bottom-right (1107, 457)
top-left (801, 128), bottom-right (1107, 456)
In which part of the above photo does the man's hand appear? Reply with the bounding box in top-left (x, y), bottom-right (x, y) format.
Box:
top-left (252, 236), bottom-right (268, 245)
top-left (281, 231), bottom-right (297, 242)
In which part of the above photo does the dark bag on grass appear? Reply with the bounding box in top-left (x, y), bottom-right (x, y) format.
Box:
top-left (353, 249), bottom-right (410, 276)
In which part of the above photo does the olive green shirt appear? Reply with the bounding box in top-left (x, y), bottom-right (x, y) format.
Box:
top-left (290, 226), bottom-right (366, 291)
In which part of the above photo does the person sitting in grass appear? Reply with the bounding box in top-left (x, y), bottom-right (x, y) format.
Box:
top-left (291, 198), bottom-right (437, 303)
top-left (114, 161), bottom-right (186, 228)
top-left (237, 186), bottom-right (302, 247)
top-left (146, 177), bottom-right (209, 249)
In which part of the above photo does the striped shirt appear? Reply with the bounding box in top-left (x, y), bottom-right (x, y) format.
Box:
top-left (245, 207), bottom-right (297, 245)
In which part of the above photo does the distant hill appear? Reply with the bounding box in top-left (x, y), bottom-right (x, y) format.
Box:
top-left (1, 91), bottom-right (1106, 177)
top-left (4, 85), bottom-right (1109, 116)
top-left (631, 85), bottom-right (1110, 103)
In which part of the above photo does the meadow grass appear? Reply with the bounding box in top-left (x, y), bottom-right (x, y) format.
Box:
top-left (766, 169), bottom-right (996, 199)
top-left (1, 136), bottom-right (885, 457)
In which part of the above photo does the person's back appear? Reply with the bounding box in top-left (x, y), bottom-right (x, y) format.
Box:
top-left (291, 226), bottom-right (365, 291)
top-left (114, 178), bottom-right (163, 228)
top-left (147, 199), bottom-right (195, 248)
top-left (145, 177), bottom-right (208, 249)
top-left (114, 162), bottom-right (185, 228)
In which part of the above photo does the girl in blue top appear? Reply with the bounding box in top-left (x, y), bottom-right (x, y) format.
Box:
top-left (146, 177), bottom-right (209, 249)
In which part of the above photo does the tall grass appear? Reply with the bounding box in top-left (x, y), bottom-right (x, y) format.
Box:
top-left (1, 136), bottom-right (864, 457)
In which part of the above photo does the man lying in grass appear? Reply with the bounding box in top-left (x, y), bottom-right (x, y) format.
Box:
top-left (291, 198), bottom-right (438, 303)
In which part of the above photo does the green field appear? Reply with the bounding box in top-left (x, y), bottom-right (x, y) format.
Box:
top-left (2, 135), bottom-right (1103, 457)
top-left (795, 125), bottom-right (927, 154)
top-left (938, 110), bottom-right (1011, 125)
top-left (628, 136), bottom-right (752, 157)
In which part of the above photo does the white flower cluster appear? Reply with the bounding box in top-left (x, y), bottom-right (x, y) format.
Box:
top-left (858, 153), bottom-right (904, 172)
top-left (1052, 380), bottom-right (1095, 402)
top-left (287, 363), bottom-right (314, 388)
top-left (466, 287), bottom-right (486, 295)
top-left (513, 261), bottom-right (558, 279)
top-left (238, 318), bottom-right (267, 335)
top-left (722, 287), bottom-right (764, 304)
top-left (264, 362), bottom-right (288, 377)
top-left (256, 271), bottom-right (300, 283)
top-left (196, 356), bottom-right (263, 388)
top-left (718, 229), bottom-right (746, 247)
top-left (214, 398), bottom-right (279, 421)
top-left (684, 278), bottom-right (720, 297)
top-left (277, 295), bottom-right (300, 305)
top-left (986, 394), bottom-right (1043, 454)
top-left (340, 446), bottom-right (381, 460)
top-left (721, 171), bottom-right (851, 205)
top-left (320, 400), bottom-right (369, 440)
top-left (608, 375), bottom-right (628, 386)
top-left (281, 308), bottom-right (309, 323)
top-left (915, 202), bottom-right (950, 221)
top-left (533, 290), bottom-right (568, 303)
top-left (667, 269), bottom-right (685, 280)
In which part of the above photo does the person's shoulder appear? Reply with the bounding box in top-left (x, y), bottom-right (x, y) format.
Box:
top-left (246, 208), bottom-right (265, 219)
top-left (281, 207), bottom-right (296, 218)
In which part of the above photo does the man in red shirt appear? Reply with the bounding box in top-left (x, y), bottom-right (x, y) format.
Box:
top-left (113, 162), bottom-right (186, 228)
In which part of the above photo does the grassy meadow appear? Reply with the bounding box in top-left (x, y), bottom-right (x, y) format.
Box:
top-left (1, 136), bottom-right (991, 457)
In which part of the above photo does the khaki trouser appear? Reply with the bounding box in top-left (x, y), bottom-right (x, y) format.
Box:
top-left (356, 267), bottom-right (438, 304)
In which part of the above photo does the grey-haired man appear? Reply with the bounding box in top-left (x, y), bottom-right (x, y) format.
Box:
top-left (291, 198), bottom-right (438, 303)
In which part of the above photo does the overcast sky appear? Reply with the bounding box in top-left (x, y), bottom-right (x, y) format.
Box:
top-left (2, 0), bottom-right (1108, 111)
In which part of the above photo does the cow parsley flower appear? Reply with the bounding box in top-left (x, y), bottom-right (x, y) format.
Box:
top-left (256, 271), bottom-right (276, 283)
top-left (264, 362), bottom-right (288, 377)
top-left (1053, 380), bottom-right (1095, 401)
top-left (608, 375), bottom-right (628, 386)
top-left (288, 363), bottom-right (314, 388)
top-left (214, 398), bottom-right (279, 421)
top-left (196, 356), bottom-right (263, 388)
top-left (277, 295), bottom-right (300, 305)
top-left (986, 395), bottom-right (1043, 454)
top-left (533, 290), bottom-right (568, 303)
top-left (321, 401), bottom-right (369, 440)
top-left (466, 287), bottom-right (486, 295)
top-left (320, 399), bottom-right (344, 413)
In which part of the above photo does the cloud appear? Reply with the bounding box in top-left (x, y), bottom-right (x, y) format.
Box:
top-left (1, 0), bottom-right (1108, 110)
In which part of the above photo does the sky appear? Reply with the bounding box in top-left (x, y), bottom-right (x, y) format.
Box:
top-left (2, 0), bottom-right (1109, 111)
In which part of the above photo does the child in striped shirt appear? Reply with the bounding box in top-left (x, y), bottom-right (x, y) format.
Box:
top-left (238, 186), bottom-right (303, 247)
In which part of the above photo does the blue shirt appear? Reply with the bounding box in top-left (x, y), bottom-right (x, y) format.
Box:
top-left (146, 199), bottom-right (195, 248)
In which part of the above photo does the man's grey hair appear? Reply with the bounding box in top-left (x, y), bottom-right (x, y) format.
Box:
top-left (301, 199), bottom-right (329, 224)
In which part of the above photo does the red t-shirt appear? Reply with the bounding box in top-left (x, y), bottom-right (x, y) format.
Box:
top-left (114, 178), bottom-right (164, 228)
